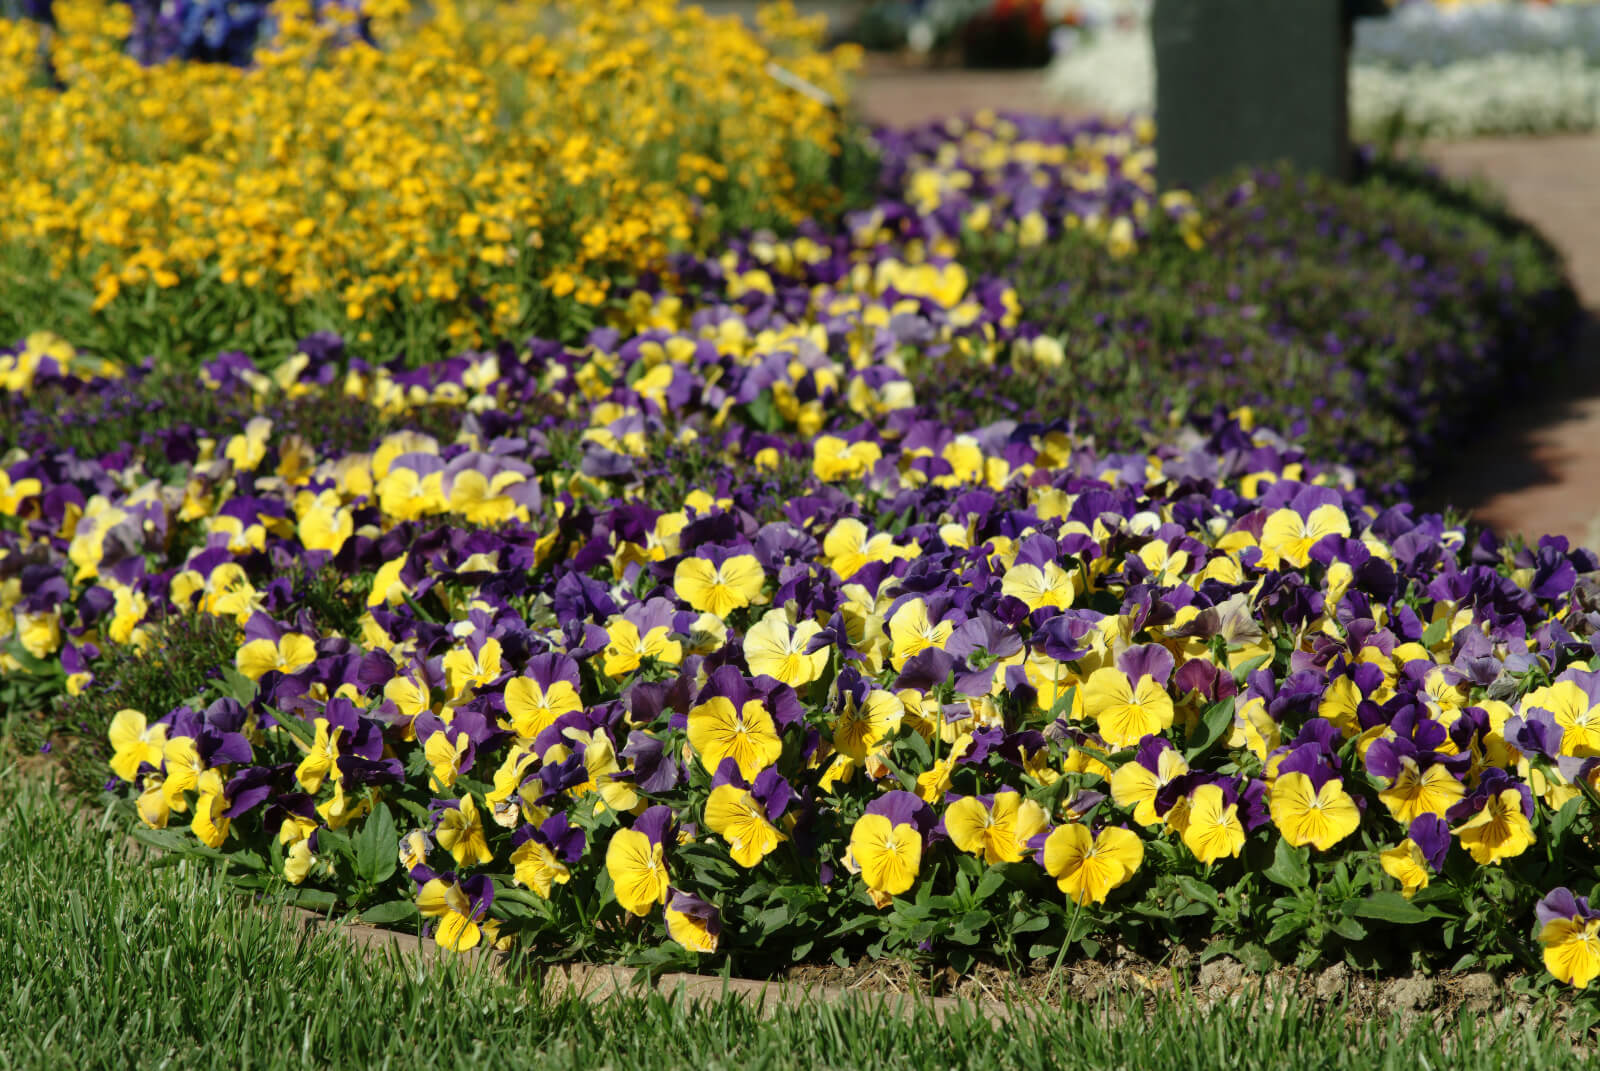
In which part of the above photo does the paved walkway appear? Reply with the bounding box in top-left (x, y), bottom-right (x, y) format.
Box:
top-left (855, 59), bottom-right (1085, 126)
top-left (856, 68), bottom-right (1600, 546)
top-left (1418, 137), bottom-right (1600, 549)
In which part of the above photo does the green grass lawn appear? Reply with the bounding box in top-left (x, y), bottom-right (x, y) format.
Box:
top-left (0, 760), bottom-right (1590, 1071)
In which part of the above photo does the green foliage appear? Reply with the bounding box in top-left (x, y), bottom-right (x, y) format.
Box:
top-left (0, 129), bottom-right (881, 372)
top-left (19, 613), bottom-right (237, 797)
top-left (0, 771), bottom-right (1592, 1071)
top-left (946, 155), bottom-right (1578, 493)
top-left (0, 365), bottom-right (484, 476)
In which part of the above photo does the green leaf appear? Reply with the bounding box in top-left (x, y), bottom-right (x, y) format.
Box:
top-left (870, 752), bottom-right (919, 794)
top-left (1420, 616), bottom-right (1449, 650)
top-left (216, 666), bottom-right (258, 704)
top-left (129, 827), bottom-right (264, 870)
top-left (129, 826), bottom-right (202, 855)
top-left (1549, 795), bottom-right (1582, 852)
top-left (1185, 697), bottom-right (1236, 760)
top-left (353, 802), bottom-right (398, 885)
top-left (1046, 685), bottom-right (1078, 722)
top-left (1265, 914), bottom-right (1306, 945)
top-left (285, 887), bottom-right (339, 912)
top-left (973, 867), bottom-right (1007, 903)
top-left (1351, 891), bottom-right (1430, 925)
top-left (623, 943), bottom-right (697, 980)
top-left (900, 727), bottom-right (932, 767)
top-left (269, 708), bottom-right (316, 748)
top-left (359, 900), bottom-right (420, 926)
top-left (316, 828), bottom-right (355, 865)
top-left (1233, 941), bottom-right (1276, 973)
top-left (1175, 876), bottom-right (1219, 910)
top-left (742, 391), bottom-right (784, 433)
top-left (1230, 654), bottom-right (1271, 685)
top-left (3, 639), bottom-right (65, 679)
top-left (1263, 839), bottom-right (1310, 889)
top-left (1331, 915), bottom-right (1368, 942)
top-left (396, 798), bottom-right (432, 825)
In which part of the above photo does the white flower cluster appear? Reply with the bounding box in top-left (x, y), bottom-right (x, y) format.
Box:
top-left (1045, 1), bottom-right (1600, 136)
top-left (1353, 49), bottom-right (1600, 137)
top-left (1357, 2), bottom-right (1600, 67)
top-left (1046, 22), bottom-right (1153, 114)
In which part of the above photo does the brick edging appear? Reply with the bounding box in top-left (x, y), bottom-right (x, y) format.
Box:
top-left (279, 906), bottom-right (1021, 1020)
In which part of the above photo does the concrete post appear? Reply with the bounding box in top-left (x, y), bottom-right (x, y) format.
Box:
top-left (1153, 0), bottom-right (1387, 189)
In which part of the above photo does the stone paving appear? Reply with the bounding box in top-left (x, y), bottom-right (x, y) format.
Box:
top-left (855, 68), bottom-right (1600, 547)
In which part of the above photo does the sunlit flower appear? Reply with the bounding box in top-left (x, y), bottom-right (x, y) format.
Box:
top-left (1522, 677), bottom-right (1600, 757)
top-left (1537, 888), bottom-right (1600, 989)
top-left (743, 608), bottom-right (827, 688)
top-left (436, 793), bottom-right (494, 868)
top-left (887, 597), bottom-right (953, 670)
top-left (847, 813), bottom-right (922, 897)
top-left (944, 791), bottom-right (1049, 865)
top-left (418, 874), bottom-right (493, 953)
top-left (687, 694), bottom-right (782, 780)
top-left (1453, 782), bottom-right (1536, 865)
top-left (1000, 561), bottom-right (1077, 613)
top-left (1110, 738), bottom-right (1188, 828)
top-left (1269, 772), bottom-right (1360, 852)
top-left (441, 637), bottom-right (503, 701)
top-left (1181, 784), bottom-right (1247, 865)
top-left (813, 436), bottom-right (882, 482)
top-left (236, 630), bottom-right (317, 681)
top-left (423, 730), bottom-right (472, 792)
top-left (665, 890), bottom-right (722, 953)
top-left (1259, 505), bottom-right (1350, 568)
top-left (674, 551), bottom-right (765, 618)
top-left (509, 815), bottom-right (583, 898)
top-left (1041, 824), bottom-right (1144, 905)
top-left (107, 709), bottom-right (167, 782)
top-left (294, 717), bottom-right (342, 795)
top-left (704, 783), bottom-right (786, 867)
top-left (1373, 754), bottom-right (1464, 825)
top-left (602, 618), bottom-right (683, 678)
top-left (503, 654), bottom-right (583, 740)
top-left (190, 769), bottom-right (231, 849)
top-left (1084, 667), bottom-right (1174, 749)
top-left (606, 807), bottom-right (674, 917)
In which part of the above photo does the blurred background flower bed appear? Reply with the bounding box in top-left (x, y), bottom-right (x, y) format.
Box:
top-left (939, 142), bottom-right (1578, 494)
top-left (3, 5), bottom-right (1599, 997)
top-left (1046, 0), bottom-right (1600, 139)
top-left (0, 0), bottom-right (869, 363)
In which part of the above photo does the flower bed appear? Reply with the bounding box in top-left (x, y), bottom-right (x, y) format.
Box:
top-left (944, 150), bottom-right (1577, 492)
top-left (1046, 0), bottom-right (1600, 138)
top-left (1356, 1), bottom-right (1600, 69)
top-left (4, 110), bottom-right (1599, 992)
top-left (0, 0), bottom-right (864, 362)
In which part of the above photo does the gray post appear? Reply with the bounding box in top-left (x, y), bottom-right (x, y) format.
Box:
top-left (1153, 0), bottom-right (1384, 189)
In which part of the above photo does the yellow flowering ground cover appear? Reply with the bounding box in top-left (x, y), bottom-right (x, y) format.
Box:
top-left (0, 0), bottom-right (861, 359)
